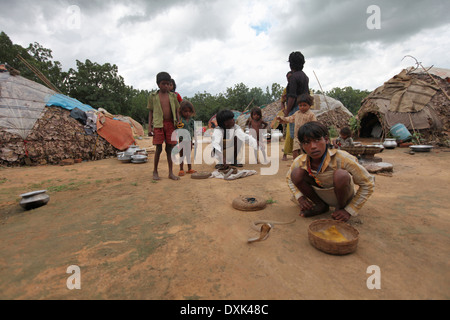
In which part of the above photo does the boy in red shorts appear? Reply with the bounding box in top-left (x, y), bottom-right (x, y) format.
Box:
top-left (148, 72), bottom-right (181, 181)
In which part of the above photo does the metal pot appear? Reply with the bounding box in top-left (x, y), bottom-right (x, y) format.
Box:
top-left (125, 145), bottom-right (139, 156)
top-left (383, 139), bottom-right (397, 149)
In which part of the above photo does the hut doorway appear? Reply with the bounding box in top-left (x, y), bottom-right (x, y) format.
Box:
top-left (360, 112), bottom-right (383, 138)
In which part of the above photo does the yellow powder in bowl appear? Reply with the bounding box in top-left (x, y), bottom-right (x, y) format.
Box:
top-left (313, 226), bottom-right (348, 242)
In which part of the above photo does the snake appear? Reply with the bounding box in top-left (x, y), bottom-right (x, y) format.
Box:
top-left (247, 219), bottom-right (296, 243)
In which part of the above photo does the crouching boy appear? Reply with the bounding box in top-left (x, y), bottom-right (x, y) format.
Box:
top-left (287, 121), bottom-right (375, 222)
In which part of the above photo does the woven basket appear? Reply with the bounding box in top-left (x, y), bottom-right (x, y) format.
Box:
top-left (232, 195), bottom-right (267, 211)
top-left (308, 219), bottom-right (360, 255)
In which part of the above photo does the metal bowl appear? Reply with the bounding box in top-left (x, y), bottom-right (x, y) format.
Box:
top-left (131, 155), bottom-right (148, 161)
top-left (410, 145), bottom-right (433, 152)
top-left (118, 156), bottom-right (132, 163)
top-left (131, 160), bottom-right (148, 164)
top-left (20, 192), bottom-right (50, 210)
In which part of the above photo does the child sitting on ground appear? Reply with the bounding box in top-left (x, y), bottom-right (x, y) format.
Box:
top-left (246, 107), bottom-right (269, 164)
top-left (211, 109), bottom-right (260, 170)
top-left (334, 127), bottom-right (354, 149)
top-left (178, 100), bottom-right (197, 177)
top-left (277, 93), bottom-right (317, 160)
top-left (287, 121), bottom-right (375, 222)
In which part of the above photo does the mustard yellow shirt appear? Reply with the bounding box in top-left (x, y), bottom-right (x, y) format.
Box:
top-left (286, 148), bottom-right (375, 216)
top-left (147, 91), bottom-right (180, 128)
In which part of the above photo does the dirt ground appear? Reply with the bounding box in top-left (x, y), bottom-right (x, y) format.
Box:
top-left (0, 136), bottom-right (449, 300)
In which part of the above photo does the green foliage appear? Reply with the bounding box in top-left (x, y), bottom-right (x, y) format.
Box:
top-left (187, 82), bottom-right (283, 123)
top-left (328, 126), bottom-right (339, 138)
top-left (66, 59), bottom-right (130, 115)
top-left (324, 87), bottom-right (371, 115)
top-left (128, 89), bottom-right (153, 126)
top-left (0, 32), bottom-right (67, 92)
top-left (411, 132), bottom-right (423, 145)
top-left (349, 116), bottom-right (361, 136)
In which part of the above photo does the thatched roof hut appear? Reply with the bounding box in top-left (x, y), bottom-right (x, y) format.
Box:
top-left (358, 67), bottom-right (450, 145)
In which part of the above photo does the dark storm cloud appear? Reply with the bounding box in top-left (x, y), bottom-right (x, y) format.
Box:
top-left (274, 0), bottom-right (450, 57)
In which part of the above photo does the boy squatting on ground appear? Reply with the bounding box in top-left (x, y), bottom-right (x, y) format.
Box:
top-left (287, 122), bottom-right (375, 222)
top-left (148, 72), bottom-right (181, 181)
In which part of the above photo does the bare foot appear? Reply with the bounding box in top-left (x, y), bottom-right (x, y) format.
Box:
top-left (169, 173), bottom-right (180, 181)
top-left (153, 172), bottom-right (161, 181)
top-left (300, 203), bottom-right (329, 218)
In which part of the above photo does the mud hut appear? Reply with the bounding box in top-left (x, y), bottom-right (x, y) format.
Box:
top-left (311, 94), bottom-right (354, 131)
top-left (0, 72), bottom-right (139, 166)
top-left (358, 67), bottom-right (450, 145)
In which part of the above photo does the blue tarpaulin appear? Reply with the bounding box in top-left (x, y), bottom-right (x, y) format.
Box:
top-left (46, 94), bottom-right (95, 112)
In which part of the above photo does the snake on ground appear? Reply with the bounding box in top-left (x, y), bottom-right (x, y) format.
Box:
top-left (248, 219), bottom-right (296, 243)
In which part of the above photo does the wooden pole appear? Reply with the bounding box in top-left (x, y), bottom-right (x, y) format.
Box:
top-left (402, 55), bottom-right (450, 101)
top-left (16, 54), bottom-right (62, 93)
top-left (313, 71), bottom-right (339, 130)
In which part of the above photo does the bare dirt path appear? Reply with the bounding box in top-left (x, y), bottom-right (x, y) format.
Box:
top-left (0, 137), bottom-right (449, 300)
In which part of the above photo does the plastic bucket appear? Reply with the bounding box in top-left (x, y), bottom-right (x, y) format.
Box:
top-left (390, 123), bottom-right (412, 141)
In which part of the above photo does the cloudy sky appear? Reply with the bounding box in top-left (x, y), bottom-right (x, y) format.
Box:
top-left (1, 0), bottom-right (449, 97)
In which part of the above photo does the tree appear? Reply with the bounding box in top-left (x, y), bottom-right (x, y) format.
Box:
top-left (189, 91), bottom-right (227, 124)
top-left (266, 83), bottom-right (284, 102)
top-left (325, 87), bottom-right (371, 115)
top-left (0, 32), bottom-right (66, 93)
top-left (129, 89), bottom-right (152, 126)
top-left (225, 83), bottom-right (252, 111)
top-left (66, 59), bottom-right (130, 114)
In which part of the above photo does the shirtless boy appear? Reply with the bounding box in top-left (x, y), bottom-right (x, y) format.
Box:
top-left (148, 72), bottom-right (181, 181)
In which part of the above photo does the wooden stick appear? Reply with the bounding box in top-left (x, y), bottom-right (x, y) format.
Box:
top-left (16, 54), bottom-right (62, 93)
top-left (313, 71), bottom-right (339, 130)
top-left (403, 55), bottom-right (450, 101)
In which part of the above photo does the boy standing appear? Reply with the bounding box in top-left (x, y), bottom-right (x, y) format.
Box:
top-left (287, 122), bottom-right (375, 222)
top-left (148, 72), bottom-right (181, 181)
top-left (284, 51), bottom-right (309, 117)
